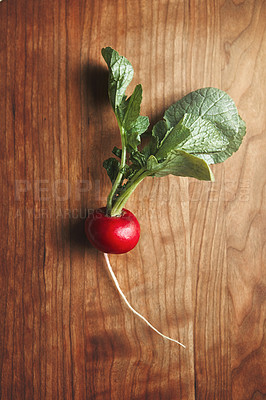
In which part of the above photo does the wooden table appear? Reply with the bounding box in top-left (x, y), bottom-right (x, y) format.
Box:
top-left (0, 0), bottom-right (265, 398)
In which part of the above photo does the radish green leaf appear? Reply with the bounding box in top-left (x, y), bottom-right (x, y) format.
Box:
top-left (147, 151), bottom-right (214, 181)
top-left (101, 47), bottom-right (246, 216)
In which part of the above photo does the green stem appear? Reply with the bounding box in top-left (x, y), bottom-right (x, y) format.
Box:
top-left (126, 166), bottom-right (146, 185)
top-left (106, 123), bottom-right (127, 215)
top-left (110, 170), bottom-right (149, 216)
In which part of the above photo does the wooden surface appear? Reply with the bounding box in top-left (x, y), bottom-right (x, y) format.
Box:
top-left (0, 0), bottom-right (265, 399)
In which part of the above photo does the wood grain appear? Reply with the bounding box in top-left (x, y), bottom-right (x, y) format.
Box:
top-left (0, 0), bottom-right (265, 399)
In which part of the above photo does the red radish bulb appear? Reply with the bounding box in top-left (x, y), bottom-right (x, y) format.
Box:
top-left (85, 207), bottom-right (140, 254)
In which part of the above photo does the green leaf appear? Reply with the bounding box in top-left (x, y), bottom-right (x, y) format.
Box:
top-left (154, 117), bottom-right (191, 160)
top-left (147, 151), bottom-right (214, 181)
top-left (150, 88), bottom-right (245, 164)
top-left (153, 113), bottom-right (229, 161)
top-left (123, 84), bottom-right (143, 129)
top-left (146, 155), bottom-right (159, 171)
top-left (101, 48), bottom-right (246, 216)
top-left (142, 142), bottom-right (153, 159)
top-left (164, 87), bottom-right (239, 135)
top-left (196, 114), bottom-right (246, 164)
top-left (102, 48), bottom-right (150, 155)
top-left (178, 114), bottom-right (229, 153)
top-left (126, 115), bottom-right (150, 151)
top-left (152, 120), bottom-right (168, 146)
top-left (101, 47), bottom-right (134, 112)
top-left (103, 158), bottom-right (120, 184)
top-left (148, 120), bottom-right (168, 154)
top-left (116, 95), bottom-right (130, 122)
top-left (129, 149), bottom-right (147, 168)
top-left (112, 146), bottom-right (122, 158)
top-left (120, 84), bottom-right (150, 151)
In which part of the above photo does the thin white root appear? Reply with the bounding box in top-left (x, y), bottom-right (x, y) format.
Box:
top-left (103, 253), bottom-right (186, 348)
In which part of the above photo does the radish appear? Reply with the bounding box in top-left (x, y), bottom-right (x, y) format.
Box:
top-left (85, 47), bottom-right (246, 346)
top-left (85, 207), bottom-right (140, 254)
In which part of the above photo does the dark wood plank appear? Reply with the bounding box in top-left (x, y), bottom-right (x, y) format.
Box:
top-left (0, 0), bottom-right (265, 399)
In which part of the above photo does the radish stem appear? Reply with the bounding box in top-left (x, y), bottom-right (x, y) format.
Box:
top-left (110, 170), bottom-right (149, 217)
top-left (106, 123), bottom-right (127, 215)
top-left (103, 253), bottom-right (186, 348)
